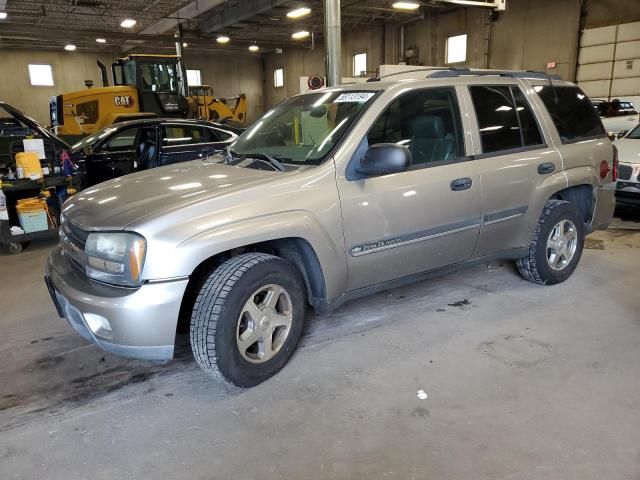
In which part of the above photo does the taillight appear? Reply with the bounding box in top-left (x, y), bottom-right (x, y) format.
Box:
top-left (599, 160), bottom-right (610, 180)
top-left (612, 144), bottom-right (619, 182)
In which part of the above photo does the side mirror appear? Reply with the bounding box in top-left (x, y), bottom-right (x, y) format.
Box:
top-left (355, 143), bottom-right (411, 177)
top-left (617, 130), bottom-right (629, 139)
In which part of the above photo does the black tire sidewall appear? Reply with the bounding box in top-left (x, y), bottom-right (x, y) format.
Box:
top-left (214, 258), bottom-right (306, 387)
top-left (533, 203), bottom-right (585, 285)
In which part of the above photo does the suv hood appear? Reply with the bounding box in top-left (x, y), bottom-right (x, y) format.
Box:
top-left (615, 137), bottom-right (640, 165)
top-left (62, 159), bottom-right (278, 230)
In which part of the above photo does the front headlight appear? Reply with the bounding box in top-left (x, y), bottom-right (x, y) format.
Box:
top-left (84, 232), bottom-right (146, 287)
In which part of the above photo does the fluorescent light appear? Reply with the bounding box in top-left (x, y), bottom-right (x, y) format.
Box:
top-left (96, 38), bottom-right (106, 43)
top-left (291, 30), bottom-right (309, 40)
top-left (216, 35), bottom-right (230, 44)
top-left (120, 19), bottom-right (137, 28)
top-left (392, 1), bottom-right (421, 10)
top-left (287, 7), bottom-right (311, 18)
top-left (0, 12), bottom-right (7, 20)
top-left (64, 44), bottom-right (77, 51)
top-left (249, 44), bottom-right (259, 52)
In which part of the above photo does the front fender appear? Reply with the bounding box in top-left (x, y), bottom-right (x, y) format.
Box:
top-left (142, 210), bottom-right (348, 301)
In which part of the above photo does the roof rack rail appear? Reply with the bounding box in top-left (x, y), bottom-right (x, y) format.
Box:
top-left (428, 68), bottom-right (561, 80)
top-left (366, 67), bottom-right (464, 82)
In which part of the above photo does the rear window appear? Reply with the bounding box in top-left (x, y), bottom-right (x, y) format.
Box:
top-left (535, 85), bottom-right (605, 143)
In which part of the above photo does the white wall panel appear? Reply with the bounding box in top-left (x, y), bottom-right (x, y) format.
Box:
top-left (578, 80), bottom-right (611, 99)
top-left (578, 44), bottom-right (615, 64)
top-left (578, 21), bottom-right (640, 101)
top-left (577, 62), bottom-right (613, 81)
top-left (580, 25), bottom-right (616, 46)
top-left (617, 21), bottom-right (640, 42)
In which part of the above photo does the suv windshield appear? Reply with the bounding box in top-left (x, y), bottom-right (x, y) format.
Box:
top-left (231, 90), bottom-right (378, 164)
top-left (71, 125), bottom-right (119, 150)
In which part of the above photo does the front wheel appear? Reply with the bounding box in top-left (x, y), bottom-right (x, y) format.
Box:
top-left (517, 200), bottom-right (585, 285)
top-left (190, 253), bottom-right (306, 387)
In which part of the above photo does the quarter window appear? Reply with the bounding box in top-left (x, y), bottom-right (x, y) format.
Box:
top-left (367, 87), bottom-right (465, 166)
top-left (162, 125), bottom-right (204, 146)
top-left (469, 85), bottom-right (544, 154)
top-left (535, 85), bottom-right (605, 143)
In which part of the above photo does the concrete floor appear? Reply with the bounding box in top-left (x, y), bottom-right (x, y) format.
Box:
top-left (1, 213), bottom-right (639, 480)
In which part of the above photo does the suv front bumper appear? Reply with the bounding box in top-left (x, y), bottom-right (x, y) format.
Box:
top-left (45, 246), bottom-right (189, 361)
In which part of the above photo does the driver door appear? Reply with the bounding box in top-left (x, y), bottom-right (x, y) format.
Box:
top-left (337, 87), bottom-right (482, 291)
top-left (87, 126), bottom-right (140, 185)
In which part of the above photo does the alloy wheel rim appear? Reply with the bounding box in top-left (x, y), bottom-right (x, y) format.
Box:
top-left (236, 284), bottom-right (293, 364)
top-left (546, 219), bottom-right (578, 271)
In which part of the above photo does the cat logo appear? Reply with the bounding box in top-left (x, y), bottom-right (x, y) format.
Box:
top-left (114, 95), bottom-right (135, 108)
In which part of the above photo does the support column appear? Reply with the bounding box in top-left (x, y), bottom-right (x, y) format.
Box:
top-left (323, 0), bottom-right (342, 86)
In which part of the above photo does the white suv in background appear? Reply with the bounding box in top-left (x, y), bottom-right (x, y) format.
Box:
top-left (615, 123), bottom-right (640, 206)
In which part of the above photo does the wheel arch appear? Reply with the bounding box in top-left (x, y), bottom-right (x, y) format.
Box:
top-left (175, 237), bottom-right (329, 336)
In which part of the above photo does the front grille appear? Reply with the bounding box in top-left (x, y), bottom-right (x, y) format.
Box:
top-left (62, 220), bottom-right (89, 250)
top-left (618, 164), bottom-right (633, 180)
top-left (60, 220), bottom-right (88, 274)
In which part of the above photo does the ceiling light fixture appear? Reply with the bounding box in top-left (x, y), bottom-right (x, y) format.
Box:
top-left (216, 35), bottom-right (230, 44)
top-left (287, 7), bottom-right (311, 18)
top-left (291, 30), bottom-right (310, 40)
top-left (249, 44), bottom-right (259, 52)
top-left (392, 1), bottom-right (421, 10)
top-left (96, 38), bottom-right (106, 43)
top-left (120, 18), bottom-right (137, 28)
top-left (64, 44), bottom-right (77, 51)
top-left (0, 12), bottom-right (7, 20)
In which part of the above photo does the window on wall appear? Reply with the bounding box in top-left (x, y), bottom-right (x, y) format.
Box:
top-left (186, 69), bottom-right (202, 86)
top-left (274, 67), bottom-right (284, 88)
top-left (446, 34), bottom-right (467, 64)
top-left (28, 64), bottom-right (54, 86)
top-left (353, 52), bottom-right (367, 77)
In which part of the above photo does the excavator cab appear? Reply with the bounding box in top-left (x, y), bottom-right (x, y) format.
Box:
top-left (111, 55), bottom-right (189, 118)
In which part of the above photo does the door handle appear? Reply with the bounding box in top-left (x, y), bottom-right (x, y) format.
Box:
top-left (537, 162), bottom-right (555, 174)
top-left (450, 177), bottom-right (473, 191)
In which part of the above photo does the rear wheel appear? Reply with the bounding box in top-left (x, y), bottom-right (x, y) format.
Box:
top-left (190, 253), bottom-right (306, 387)
top-left (517, 200), bottom-right (585, 285)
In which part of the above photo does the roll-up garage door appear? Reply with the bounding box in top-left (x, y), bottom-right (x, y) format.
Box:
top-left (577, 21), bottom-right (640, 104)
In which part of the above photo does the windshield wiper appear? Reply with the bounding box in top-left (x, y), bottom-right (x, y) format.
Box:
top-left (221, 146), bottom-right (242, 165)
top-left (242, 152), bottom-right (288, 172)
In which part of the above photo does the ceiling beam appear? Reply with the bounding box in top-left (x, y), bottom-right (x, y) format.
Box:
top-left (198, 0), bottom-right (292, 34)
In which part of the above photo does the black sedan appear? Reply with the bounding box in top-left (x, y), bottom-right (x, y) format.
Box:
top-left (71, 118), bottom-right (239, 187)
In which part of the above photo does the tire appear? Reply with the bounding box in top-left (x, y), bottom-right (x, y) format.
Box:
top-left (8, 242), bottom-right (23, 254)
top-left (517, 200), bottom-right (585, 285)
top-left (190, 253), bottom-right (306, 387)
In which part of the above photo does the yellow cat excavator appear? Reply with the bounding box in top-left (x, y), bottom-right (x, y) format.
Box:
top-left (187, 85), bottom-right (248, 125)
top-left (50, 55), bottom-right (248, 142)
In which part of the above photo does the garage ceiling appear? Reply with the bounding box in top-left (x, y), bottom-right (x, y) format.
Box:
top-left (0, 0), bottom-right (451, 53)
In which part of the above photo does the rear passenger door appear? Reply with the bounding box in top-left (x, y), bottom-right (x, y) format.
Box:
top-left (464, 82), bottom-right (562, 257)
top-left (159, 124), bottom-right (206, 166)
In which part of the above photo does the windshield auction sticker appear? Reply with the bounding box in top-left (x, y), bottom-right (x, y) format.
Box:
top-left (334, 92), bottom-right (375, 103)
